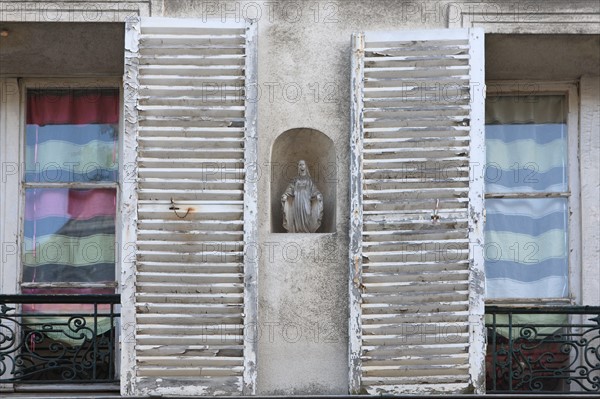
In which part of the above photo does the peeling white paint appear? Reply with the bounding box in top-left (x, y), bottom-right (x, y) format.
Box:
top-left (121, 16), bottom-right (141, 397)
top-left (349, 28), bottom-right (486, 394)
top-left (122, 16), bottom-right (254, 396)
top-left (349, 32), bottom-right (365, 395)
top-left (466, 27), bottom-right (486, 395)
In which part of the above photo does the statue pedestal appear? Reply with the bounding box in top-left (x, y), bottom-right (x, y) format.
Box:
top-left (257, 232), bottom-right (348, 394)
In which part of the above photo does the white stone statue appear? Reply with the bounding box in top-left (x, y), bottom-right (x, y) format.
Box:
top-left (281, 160), bottom-right (323, 233)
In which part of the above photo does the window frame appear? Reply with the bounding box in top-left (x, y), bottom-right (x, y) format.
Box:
top-left (17, 78), bottom-right (123, 293)
top-left (15, 78), bottom-right (123, 294)
top-left (0, 78), bottom-right (21, 298)
top-left (484, 81), bottom-right (581, 306)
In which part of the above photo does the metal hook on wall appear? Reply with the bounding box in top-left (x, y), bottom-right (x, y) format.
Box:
top-left (170, 198), bottom-right (191, 219)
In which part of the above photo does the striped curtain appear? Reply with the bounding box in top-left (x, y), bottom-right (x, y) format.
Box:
top-left (23, 188), bottom-right (116, 283)
top-left (23, 89), bottom-right (118, 286)
top-left (484, 96), bottom-right (569, 299)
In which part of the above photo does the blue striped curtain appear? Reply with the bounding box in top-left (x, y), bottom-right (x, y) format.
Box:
top-left (485, 96), bottom-right (569, 299)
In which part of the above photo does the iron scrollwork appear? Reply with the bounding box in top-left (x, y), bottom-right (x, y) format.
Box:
top-left (486, 306), bottom-right (600, 393)
top-left (0, 295), bottom-right (119, 383)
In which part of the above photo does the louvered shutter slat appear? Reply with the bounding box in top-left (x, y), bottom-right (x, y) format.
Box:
top-left (123, 17), bottom-right (257, 396)
top-left (350, 28), bottom-right (485, 395)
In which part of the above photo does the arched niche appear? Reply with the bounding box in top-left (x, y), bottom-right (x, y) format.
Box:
top-left (271, 128), bottom-right (337, 233)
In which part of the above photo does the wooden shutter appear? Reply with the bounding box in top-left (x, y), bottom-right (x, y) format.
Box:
top-left (349, 29), bottom-right (485, 394)
top-left (122, 17), bottom-right (257, 396)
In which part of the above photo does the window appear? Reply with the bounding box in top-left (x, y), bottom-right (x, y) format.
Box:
top-left (22, 86), bottom-right (119, 295)
top-left (483, 85), bottom-right (583, 393)
top-left (484, 85), bottom-right (579, 302)
top-left (0, 80), bottom-right (121, 383)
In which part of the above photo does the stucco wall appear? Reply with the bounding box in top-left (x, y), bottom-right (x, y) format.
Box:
top-left (580, 75), bottom-right (600, 307)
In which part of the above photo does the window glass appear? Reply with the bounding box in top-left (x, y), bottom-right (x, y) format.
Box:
top-left (485, 95), bottom-right (569, 299)
top-left (485, 123), bottom-right (567, 193)
top-left (22, 88), bottom-right (118, 291)
top-left (485, 198), bottom-right (568, 298)
top-left (25, 89), bottom-right (119, 183)
top-left (23, 188), bottom-right (116, 283)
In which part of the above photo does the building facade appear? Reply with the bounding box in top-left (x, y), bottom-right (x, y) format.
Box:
top-left (0, 0), bottom-right (599, 396)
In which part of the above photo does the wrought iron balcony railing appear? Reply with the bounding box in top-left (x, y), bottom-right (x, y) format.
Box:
top-left (0, 294), bottom-right (120, 383)
top-left (486, 305), bottom-right (600, 394)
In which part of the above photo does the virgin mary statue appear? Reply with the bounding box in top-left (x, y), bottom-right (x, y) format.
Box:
top-left (281, 160), bottom-right (323, 233)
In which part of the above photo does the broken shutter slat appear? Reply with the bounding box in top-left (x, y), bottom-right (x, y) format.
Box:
top-left (349, 28), bottom-right (485, 395)
top-left (122, 17), bottom-right (257, 397)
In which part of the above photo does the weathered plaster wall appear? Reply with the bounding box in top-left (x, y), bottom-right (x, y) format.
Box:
top-left (580, 75), bottom-right (600, 307)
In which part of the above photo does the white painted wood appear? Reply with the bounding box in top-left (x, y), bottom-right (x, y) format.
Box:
top-left (0, 78), bottom-right (20, 388)
top-left (466, 27), bottom-right (486, 395)
top-left (349, 32), bottom-right (365, 395)
top-left (349, 28), bottom-right (486, 394)
top-left (0, 78), bottom-right (20, 296)
top-left (566, 85), bottom-right (582, 307)
top-left (122, 16), bottom-right (255, 396)
top-left (121, 16), bottom-right (141, 397)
